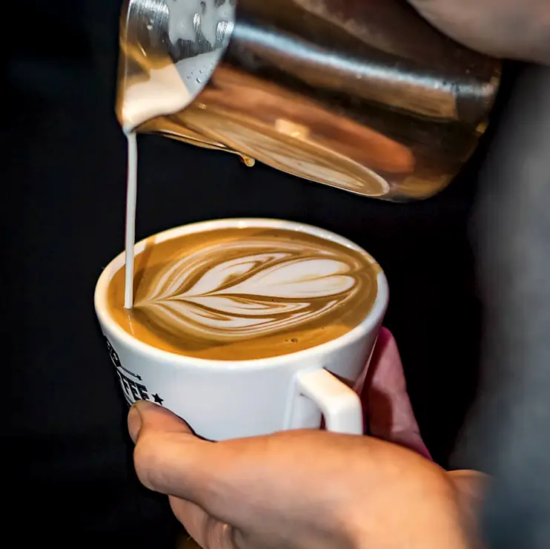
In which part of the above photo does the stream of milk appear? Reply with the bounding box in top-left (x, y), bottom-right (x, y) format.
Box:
top-left (122, 0), bottom-right (235, 308)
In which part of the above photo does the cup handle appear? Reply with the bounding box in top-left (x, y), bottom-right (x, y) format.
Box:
top-left (292, 369), bottom-right (364, 435)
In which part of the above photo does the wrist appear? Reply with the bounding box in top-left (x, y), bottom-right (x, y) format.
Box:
top-left (343, 469), bottom-right (481, 549)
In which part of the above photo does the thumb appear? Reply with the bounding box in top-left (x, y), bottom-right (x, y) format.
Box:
top-left (128, 401), bottom-right (215, 505)
top-left (128, 400), bottom-right (193, 442)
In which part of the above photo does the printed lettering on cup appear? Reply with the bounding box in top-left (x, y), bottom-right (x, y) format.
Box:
top-left (104, 337), bottom-right (164, 406)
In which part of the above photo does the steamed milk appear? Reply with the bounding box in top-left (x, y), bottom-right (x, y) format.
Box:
top-left (121, 0), bottom-right (235, 308)
top-left (108, 227), bottom-right (380, 361)
top-left (117, 0), bottom-right (380, 360)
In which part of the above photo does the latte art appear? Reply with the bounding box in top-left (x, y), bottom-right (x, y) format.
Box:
top-left (135, 240), bottom-right (362, 342)
top-left (108, 227), bottom-right (379, 360)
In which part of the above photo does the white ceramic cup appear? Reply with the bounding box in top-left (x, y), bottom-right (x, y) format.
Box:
top-left (95, 218), bottom-right (389, 441)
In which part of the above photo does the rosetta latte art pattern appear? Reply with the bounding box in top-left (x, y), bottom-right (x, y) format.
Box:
top-left (135, 239), bottom-right (367, 342)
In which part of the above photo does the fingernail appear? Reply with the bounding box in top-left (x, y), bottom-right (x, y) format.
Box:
top-left (128, 403), bottom-right (143, 443)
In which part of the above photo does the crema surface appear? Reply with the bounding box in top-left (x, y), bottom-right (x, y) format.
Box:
top-left (108, 227), bottom-right (379, 360)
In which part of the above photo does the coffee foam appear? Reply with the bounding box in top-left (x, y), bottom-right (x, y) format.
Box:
top-left (108, 227), bottom-right (380, 360)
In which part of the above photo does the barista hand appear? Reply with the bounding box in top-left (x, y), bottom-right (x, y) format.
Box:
top-left (408, 0), bottom-right (550, 65)
top-left (128, 329), bottom-right (485, 549)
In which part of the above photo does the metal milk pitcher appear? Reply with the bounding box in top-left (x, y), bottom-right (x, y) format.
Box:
top-left (117, 0), bottom-right (501, 201)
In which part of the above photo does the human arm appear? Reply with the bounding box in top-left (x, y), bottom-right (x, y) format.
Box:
top-left (408, 0), bottom-right (550, 65)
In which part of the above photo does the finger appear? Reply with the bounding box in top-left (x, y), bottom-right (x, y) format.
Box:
top-left (129, 402), bottom-right (303, 528)
top-left (170, 497), bottom-right (236, 549)
top-left (129, 402), bottom-right (364, 531)
top-left (128, 401), bottom-right (194, 442)
top-left (129, 401), bottom-right (218, 505)
top-left (364, 328), bottom-right (432, 460)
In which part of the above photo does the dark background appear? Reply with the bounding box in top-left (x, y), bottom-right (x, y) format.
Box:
top-left (3, 0), bottom-right (518, 545)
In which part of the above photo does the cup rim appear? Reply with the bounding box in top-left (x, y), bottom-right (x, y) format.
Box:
top-left (94, 218), bottom-right (389, 369)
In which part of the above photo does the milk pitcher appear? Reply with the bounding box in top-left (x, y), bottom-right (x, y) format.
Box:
top-left (117, 0), bottom-right (501, 201)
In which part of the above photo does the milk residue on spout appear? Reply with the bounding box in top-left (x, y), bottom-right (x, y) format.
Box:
top-left (121, 51), bottom-right (221, 132)
top-left (121, 0), bottom-right (235, 132)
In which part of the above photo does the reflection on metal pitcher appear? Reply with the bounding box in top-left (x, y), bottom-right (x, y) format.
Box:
top-left (117, 0), bottom-right (501, 201)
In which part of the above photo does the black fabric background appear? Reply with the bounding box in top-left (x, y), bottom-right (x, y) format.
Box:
top-left (2, 0), bottom-right (515, 545)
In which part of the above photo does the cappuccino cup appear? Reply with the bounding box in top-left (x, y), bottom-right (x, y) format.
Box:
top-left (94, 218), bottom-right (388, 440)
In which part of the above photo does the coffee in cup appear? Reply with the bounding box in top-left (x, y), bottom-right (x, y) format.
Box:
top-left (107, 226), bottom-right (380, 361)
top-left (95, 219), bottom-right (388, 440)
